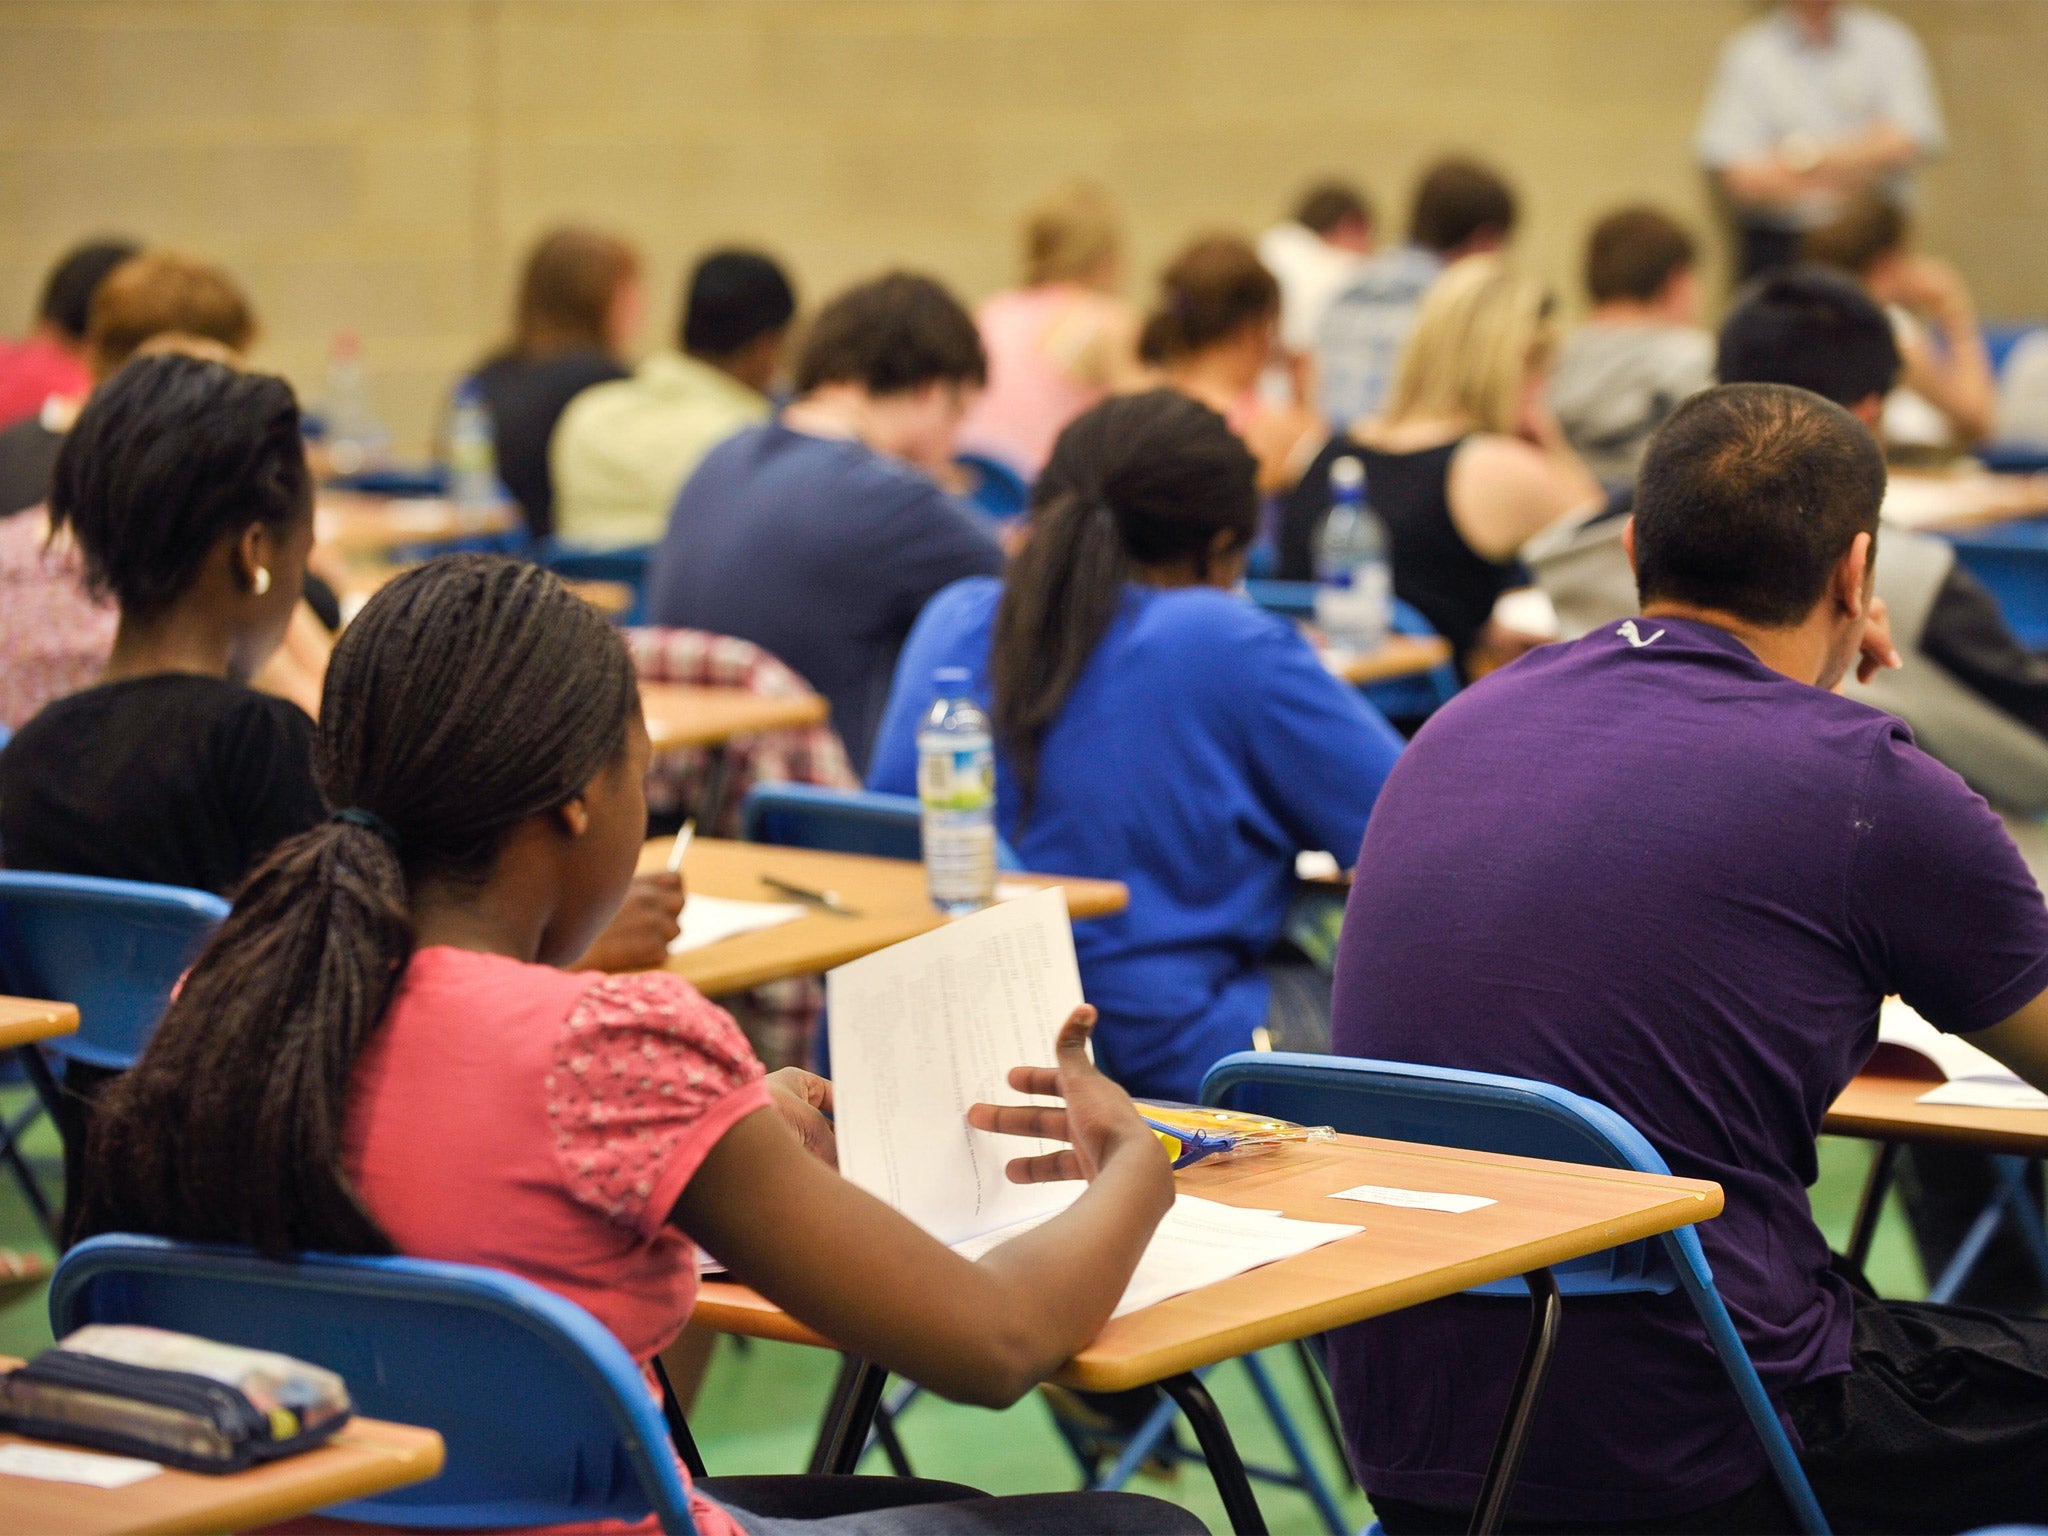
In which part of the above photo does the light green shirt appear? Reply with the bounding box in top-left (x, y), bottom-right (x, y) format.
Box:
top-left (549, 352), bottom-right (769, 549)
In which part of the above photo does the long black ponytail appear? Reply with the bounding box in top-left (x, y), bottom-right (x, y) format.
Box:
top-left (989, 389), bottom-right (1258, 816)
top-left (77, 555), bottom-right (639, 1256)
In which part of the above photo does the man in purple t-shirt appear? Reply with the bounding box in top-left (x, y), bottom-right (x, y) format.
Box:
top-left (1330, 382), bottom-right (2048, 1533)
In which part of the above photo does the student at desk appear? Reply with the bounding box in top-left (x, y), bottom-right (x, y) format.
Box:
top-left (1328, 383), bottom-right (2048, 1533)
top-left (869, 390), bottom-right (1404, 1103)
top-left (77, 555), bottom-right (1198, 1536)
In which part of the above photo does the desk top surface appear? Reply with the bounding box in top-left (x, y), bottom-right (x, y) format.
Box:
top-left (0, 997), bottom-right (78, 1051)
top-left (693, 1132), bottom-right (1721, 1392)
top-left (1826, 1071), bottom-right (2048, 1156)
top-left (1320, 632), bottom-right (1455, 685)
top-left (648, 837), bottom-right (1127, 995)
top-left (639, 684), bottom-right (831, 753)
top-left (0, 1416), bottom-right (443, 1536)
top-left (1879, 470), bottom-right (2048, 532)
top-left (313, 493), bottom-right (521, 555)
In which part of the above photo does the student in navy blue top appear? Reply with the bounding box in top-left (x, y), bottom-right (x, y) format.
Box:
top-left (1328, 383), bottom-right (2048, 1534)
top-left (647, 273), bottom-right (1004, 773)
top-left (870, 390), bottom-right (1404, 1103)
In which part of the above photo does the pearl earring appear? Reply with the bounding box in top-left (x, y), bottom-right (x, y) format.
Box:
top-left (252, 567), bottom-right (272, 596)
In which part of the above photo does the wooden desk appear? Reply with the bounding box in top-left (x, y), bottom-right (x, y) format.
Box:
top-left (0, 997), bottom-right (77, 1051)
top-left (313, 493), bottom-right (520, 557)
top-left (640, 684), bottom-right (830, 754)
top-left (0, 1416), bottom-right (443, 1535)
top-left (1826, 1072), bottom-right (2048, 1158)
top-left (695, 1133), bottom-right (1718, 1532)
top-left (646, 837), bottom-right (1128, 996)
top-left (1319, 632), bottom-right (1454, 686)
top-left (1879, 470), bottom-right (2048, 533)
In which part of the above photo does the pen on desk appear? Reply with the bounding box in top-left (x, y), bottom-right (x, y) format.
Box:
top-left (666, 819), bottom-right (696, 874)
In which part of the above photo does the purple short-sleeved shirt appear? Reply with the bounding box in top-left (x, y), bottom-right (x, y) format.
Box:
top-left (1327, 617), bottom-right (2048, 1522)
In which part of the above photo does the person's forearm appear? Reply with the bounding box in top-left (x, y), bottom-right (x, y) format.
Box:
top-left (1826, 121), bottom-right (1923, 178)
top-left (1721, 157), bottom-right (1819, 211)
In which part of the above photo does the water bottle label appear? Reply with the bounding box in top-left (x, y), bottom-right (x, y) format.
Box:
top-left (918, 746), bottom-right (994, 811)
top-left (1315, 564), bottom-right (1392, 648)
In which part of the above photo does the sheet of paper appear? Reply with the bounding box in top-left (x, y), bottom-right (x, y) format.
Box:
top-left (1329, 1183), bottom-right (1496, 1214)
top-left (1878, 998), bottom-right (2022, 1084)
top-left (0, 1443), bottom-right (162, 1488)
top-left (951, 1194), bottom-right (1363, 1319)
top-left (668, 894), bottom-right (806, 954)
top-left (829, 886), bottom-right (1082, 1245)
top-left (1918, 1079), bottom-right (2048, 1111)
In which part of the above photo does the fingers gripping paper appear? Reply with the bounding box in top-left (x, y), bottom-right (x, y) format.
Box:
top-left (828, 887), bottom-right (1083, 1245)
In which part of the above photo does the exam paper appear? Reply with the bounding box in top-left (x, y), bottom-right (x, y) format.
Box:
top-left (668, 894), bottom-right (806, 955)
top-left (829, 887), bottom-right (1082, 1245)
top-left (0, 1443), bottom-right (162, 1488)
top-left (1878, 999), bottom-right (2048, 1111)
top-left (950, 1194), bottom-right (1364, 1319)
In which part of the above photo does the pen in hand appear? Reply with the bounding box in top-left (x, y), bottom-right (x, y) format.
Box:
top-left (666, 819), bottom-right (696, 875)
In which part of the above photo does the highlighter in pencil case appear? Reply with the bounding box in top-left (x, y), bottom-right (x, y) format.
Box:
top-left (1139, 1104), bottom-right (1336, 1170)
top-left (0, 1324), bottom-right (352, 1473)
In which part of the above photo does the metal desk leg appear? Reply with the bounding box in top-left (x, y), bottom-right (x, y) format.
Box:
top-left (1846, 1142), bottom-right (1900, 1271)
top-left (808, 1355), bottom-right (889, 1475)
top-left (1160, 1371), bottom-right (1269, 1535)
top-left (1469, 1268), bottom-right (1562, 1536)
top-left (697, 744), bottom-right (735, 835)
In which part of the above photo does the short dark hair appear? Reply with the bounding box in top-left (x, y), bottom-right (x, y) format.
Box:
top-left (1717, 266), bottom-right (1901, 409)
top-left (1585, 207), bottom-right (1696, 305)
top-left (1634, 383), bottom-right (1886, 628)
top-left (51, 353), bottom-right (311, 617)
top-left (1410, 158), bottom-right (1517, 254)
top-left (1802, 190), bottom-right (1907, 280)
top-left (682, 250), bottom-right (796, 359)
top-left (1295, 181), bottom-right (1372, 237)
top-left (793, 272), bottom-right (985, 397)
top-left (37, 239), bottom-right (142, 341)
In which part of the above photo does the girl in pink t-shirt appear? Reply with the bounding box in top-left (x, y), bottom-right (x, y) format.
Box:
top-left (76, 555), bottom-right (1195, 1536)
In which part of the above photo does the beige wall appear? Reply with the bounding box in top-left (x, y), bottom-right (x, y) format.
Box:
top-left (0, 0), bottom-right (2041, 456)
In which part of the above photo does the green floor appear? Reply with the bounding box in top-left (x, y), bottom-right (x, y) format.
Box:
top-left (0, 1092), bottom-right (1928, 1535)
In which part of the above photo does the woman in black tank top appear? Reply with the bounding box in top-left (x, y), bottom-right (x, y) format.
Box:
top-left (1276, 258), bottom-right (1603, 678)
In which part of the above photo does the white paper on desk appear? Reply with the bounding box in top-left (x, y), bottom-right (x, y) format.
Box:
top-left (668, 894), bottom-right (806, 954)
top-left (950, 1194), bottom-right (1363, 1319)
top-left (829, 886), bottom-right (1082, 1244)
top-left (0, 1443), bottom-right (161, 1487)
top-left (1330, 1183), bottom-right (1496, 1214)
top-left (1877, 999), bottom-right (2048, 1110)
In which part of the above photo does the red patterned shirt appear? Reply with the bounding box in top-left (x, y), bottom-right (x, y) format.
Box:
top-left (0, 511), bottom-right (114, 731)
top-left (346, 947), bottom-right (769, 1536)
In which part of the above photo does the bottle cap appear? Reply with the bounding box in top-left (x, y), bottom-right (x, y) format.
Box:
top-left (1330, 456), bottom-right (1364, 491)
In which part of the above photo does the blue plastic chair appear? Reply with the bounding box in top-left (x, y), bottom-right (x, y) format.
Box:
top-left (0, 720), bottom-right (11, 752)
top-left (740, 783), bottom-right (1021, 871)
top-left (53, 1235), bottom-right (699, 1533)
top-left (538, 540), bottom-right (656, 625)
top-left (1940, 519), bottom-right (2048, 648)
top-left (1984, 323), bottom-right (2044, 381)
top-left (955, 452), bottom-right (1032, 524)
top-left (0, 871), bottom-right (229, 1073)
top-left (1200, 1052), bottom-right (1830, 1535)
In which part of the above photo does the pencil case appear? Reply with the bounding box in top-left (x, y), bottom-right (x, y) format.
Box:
top-left (1139, 1104), bottom-right (1337, 1170)
top-left (0, 1324), bottom-right (352, 1473)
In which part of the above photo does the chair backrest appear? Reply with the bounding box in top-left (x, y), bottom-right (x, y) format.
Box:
top-left (0, 872), bottom-right (229, 1071)
top-left (1200, 1051), bottom-right (1677, 1295)
top-left (540, 540), bottom-right (656, 624)
top-left (741, 783), bottom-right (1021, 870)
top-left (955, 452), bottom-right (1031, 523)
top-left (53, 1235), bottom-right (697, 1534)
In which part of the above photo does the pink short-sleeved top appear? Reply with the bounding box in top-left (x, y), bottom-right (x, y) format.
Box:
top-left (345, 946), bottom-right (771, 1536)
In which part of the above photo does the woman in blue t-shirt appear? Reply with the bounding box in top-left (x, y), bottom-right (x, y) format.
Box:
top-left (870, 389), bottom-right (1404, 1101)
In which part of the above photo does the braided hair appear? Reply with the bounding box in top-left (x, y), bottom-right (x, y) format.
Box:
top-left (989, 390), bottom-right (1257, 817)
top-left (76, 555), bottom-right (640, 1256)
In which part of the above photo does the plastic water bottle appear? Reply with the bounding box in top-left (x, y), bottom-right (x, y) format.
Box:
top-left (321, 331), bottom-right (389, 477)
top-left (1314, 455), bottom-right (1392, 651)
top-left (448, 376), bottom-right (500, 520)
top-left (917, 667), bottom-right (997, 916)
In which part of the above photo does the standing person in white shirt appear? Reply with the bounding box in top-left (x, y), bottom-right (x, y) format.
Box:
top-left (1696, 0), bottom-right (1946, 283)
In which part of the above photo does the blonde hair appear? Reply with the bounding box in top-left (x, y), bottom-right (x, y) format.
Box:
top-left (1383, 256), bottom-right (1556, 435)
top-left (88, 252), bottom-right (257, 381)
top-left (1022, 183), bottom-right (1124, 289)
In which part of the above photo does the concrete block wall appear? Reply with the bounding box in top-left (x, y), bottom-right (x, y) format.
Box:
top-left (0, 0), bottom-right (2039, 456)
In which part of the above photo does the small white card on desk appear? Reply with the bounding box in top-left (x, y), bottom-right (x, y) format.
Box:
top-left (1330, 1183), bottom-right (1496, 1214)
top-left (0, 1443), bottom-right (162, 1487)
top-left (668, 894), bottom-right (806, 954)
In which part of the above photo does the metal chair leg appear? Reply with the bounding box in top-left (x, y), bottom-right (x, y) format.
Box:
top-left (1469, 1268), bottom-right (1562, 1536)
top-left (1241, 1351), bottom-right (1348, 1536)
top-left (1844, 1141), bottom-right (1899, 1270)
top-left (1160, 1371), bottom-right (1268, 1536)
top-left (1294, 1336), bottom-right (1358, 1491)
top-left (808, 1355), bottom-right (888, 1476)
